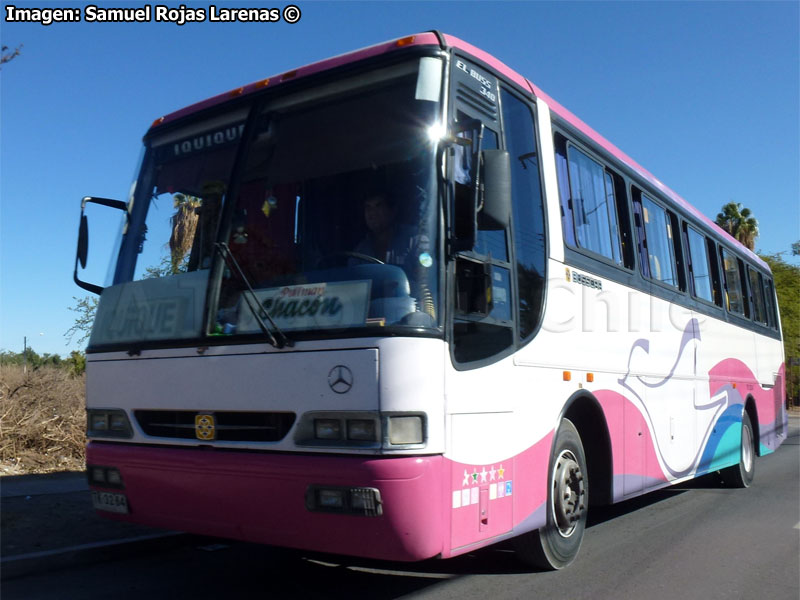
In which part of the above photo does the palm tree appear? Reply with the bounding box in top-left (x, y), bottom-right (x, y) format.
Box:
top-left (715, 202), bottom-right (759, 250)
top-left (169, 194), bottom-right (201, 274)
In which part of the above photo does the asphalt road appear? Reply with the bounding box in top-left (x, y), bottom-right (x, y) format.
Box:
top-left (4, 419), bottom-right (798, 600)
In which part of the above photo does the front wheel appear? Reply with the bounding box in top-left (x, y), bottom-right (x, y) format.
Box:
top-left (722, 411), bottom-right (755, 488)
top-left (515, 418), bottom-right (588, 570)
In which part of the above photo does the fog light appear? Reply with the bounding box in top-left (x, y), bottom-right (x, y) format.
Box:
top-left (317, 488), bottom-right (345, 509)
top-left (350, 487), bottom-right (383, 516)
top-left (314, 419), bottom-right (341, 440)
top-left (106, 469), bottom-right (123, 486)
top-left (347, 419), bottom-right (376, 441)
top-left (90, 466), bottom-right (106, 484)
top-left (306, 485), bottom-right (382, 516)
top-left (388, 416), bottom-right (423, 445)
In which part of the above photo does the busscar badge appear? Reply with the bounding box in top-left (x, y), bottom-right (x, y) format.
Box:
top-left (195, 414), bottom-right (216, 440)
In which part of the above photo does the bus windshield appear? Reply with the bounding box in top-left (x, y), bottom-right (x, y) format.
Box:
top-left (215, 60), bottom-right (442, 336)
top-left (92, 58), bottom-right (442, 348)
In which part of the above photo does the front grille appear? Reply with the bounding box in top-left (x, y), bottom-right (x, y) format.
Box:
top-left (134, 410), bottom-right (296, 442)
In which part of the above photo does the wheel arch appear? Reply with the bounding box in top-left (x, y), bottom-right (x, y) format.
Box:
top-left (559, 390), bottom-right (613, 506)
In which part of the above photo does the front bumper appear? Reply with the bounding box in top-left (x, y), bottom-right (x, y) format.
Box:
top-left (87, 442), bottom-right (444, 562)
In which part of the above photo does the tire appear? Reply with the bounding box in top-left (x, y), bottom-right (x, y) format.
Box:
top-left (515, 418), bottom-right (588, 570)
top-left (722, 411), bottom-right (755, 488)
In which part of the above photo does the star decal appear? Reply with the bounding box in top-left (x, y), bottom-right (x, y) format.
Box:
top-left (471, 469), bottom-right (478, 484)
top-left (480, 467), bottom-right (488, 483)
top-left (498, 464), bottom-right (505, 479)
top-left (463, 469), bottom-right (470, 487)
top-left (489, 465), bottom-right (497, 481)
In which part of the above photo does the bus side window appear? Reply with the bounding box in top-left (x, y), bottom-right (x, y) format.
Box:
top-left (747, 266), bottom-right (767, 324)
top-left (563, 144), bottom-right (624, 266)
top-left (684, 223), bottom-right (714, 303)
top-left (639, 193), bottom-right (678, 288)
top-left (452, 112), bottom-right (514, 365)
top-left (668, 210), bottom-right (686, 292)
top-left (706, 238), bottom-right (723, 306)
top-left (764, 278), bottom-right (778, 329)
top-left (631, 190), bottom-right (650, 279)
top-left (501, 89), bottom-right (546, 342)
top-left (720, 248), bottom-right (747, 316)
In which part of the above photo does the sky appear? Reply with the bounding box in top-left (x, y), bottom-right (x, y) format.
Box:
top-left (1, 0), bottom-right (798, 357)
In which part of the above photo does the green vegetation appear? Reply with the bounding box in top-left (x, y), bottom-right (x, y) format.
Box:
top-left (716, 201), bottom-right (759, 250)
top-left (758, 251), bottom-right (800, 405)
top-left (0, 348), bottom-right (86, 377)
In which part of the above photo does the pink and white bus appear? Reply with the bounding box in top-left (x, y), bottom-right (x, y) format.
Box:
top-left (75, 32), bottom-right (787, 569)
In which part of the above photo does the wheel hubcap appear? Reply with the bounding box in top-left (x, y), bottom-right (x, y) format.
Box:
top-left (742, 422), bottom-right (753, 473)
top-left (552, 450), bottom-right (586, 537)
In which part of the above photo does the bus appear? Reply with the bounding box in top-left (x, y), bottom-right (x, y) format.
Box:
top-left (74, 31), bottom-right (788, 569)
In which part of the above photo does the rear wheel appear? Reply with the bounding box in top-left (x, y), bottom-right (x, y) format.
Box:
top-left (515, 418), bottom-right (588, 570)
top-left (722, 411), bottom-right (755, 488)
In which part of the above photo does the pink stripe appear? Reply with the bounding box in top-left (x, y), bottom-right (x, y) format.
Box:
top-left (709, 359), bottom-right (785, 427)
top-left (156, 33), bottom-right (441, 127)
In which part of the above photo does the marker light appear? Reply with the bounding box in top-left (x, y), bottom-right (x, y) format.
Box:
top-left (395, 35), bottom-right (416, 47)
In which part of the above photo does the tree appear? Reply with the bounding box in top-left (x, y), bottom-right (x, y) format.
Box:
top-left (64, 295), bottom-right (99, 346)
top-left (0, 44), bottom-right (22, 69)
top-left (792, 240), bottom-right (799, 256)
top-left (758, 251), bottom-right (800, 406)
top-left (715, 202), bottom-right (759, 250)
top-left (169, 194), bottom-right (201, 274)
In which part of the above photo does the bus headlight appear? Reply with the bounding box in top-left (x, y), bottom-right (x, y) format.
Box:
top-left (299, 412), bottom-right (380, 446)
top-left (386, 415), bottom-right (424, 445)
top-left (314, 419), bottom-right (342, 440)
top-left (87, 409), bottom-right (133, 438)
top-left (347, 419), bottom-right (377, 441)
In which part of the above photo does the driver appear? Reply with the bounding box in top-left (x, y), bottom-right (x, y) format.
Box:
top-left (355, 193), bottom-right (420, 266)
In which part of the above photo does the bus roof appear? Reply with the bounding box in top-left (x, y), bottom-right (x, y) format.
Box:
top-left (148, 32), bottom-right (767, 271)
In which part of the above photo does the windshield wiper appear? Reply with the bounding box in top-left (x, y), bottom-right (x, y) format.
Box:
top-left (215, 242), bottom-right (293, 349)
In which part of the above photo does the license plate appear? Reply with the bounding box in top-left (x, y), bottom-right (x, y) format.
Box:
top-left (91, 490), bottom-right (130, 514)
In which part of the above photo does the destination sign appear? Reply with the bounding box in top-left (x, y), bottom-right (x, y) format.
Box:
top-left (237, 281), bottom-right (371, 332)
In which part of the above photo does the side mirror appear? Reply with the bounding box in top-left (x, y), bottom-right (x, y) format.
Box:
top-left (74, 196), bottom-right (128, 295)
top-left (479, 149), bottom-right (511, 230)
top-left (77, 214), bottom-right (89, 269)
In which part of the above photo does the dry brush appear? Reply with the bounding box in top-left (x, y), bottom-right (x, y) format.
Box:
top-left (0, 366), bottom-right (86, 475)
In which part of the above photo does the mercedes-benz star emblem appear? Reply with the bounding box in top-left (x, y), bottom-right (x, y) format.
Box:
top-left (328, 365), bottom-right (353, 394)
